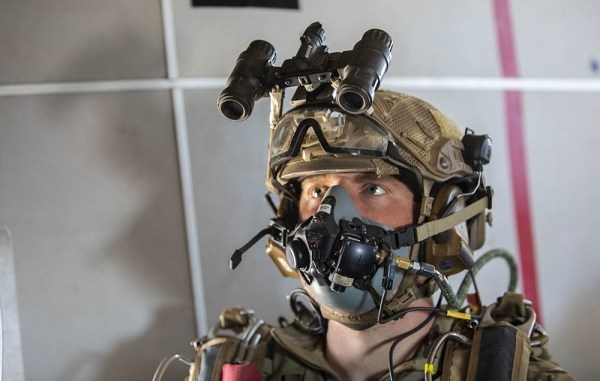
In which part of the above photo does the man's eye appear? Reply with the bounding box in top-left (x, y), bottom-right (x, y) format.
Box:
top-left (311, 186), bottom-right (328, 198)
top-left (366, 184), bottom-right (386, 196)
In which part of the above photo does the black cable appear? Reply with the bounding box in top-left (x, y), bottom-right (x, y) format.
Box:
top-left (387, 311), bottom-right (436, 381)
top-left (378, 300), bottom-right (447, 325)
top-left (387, 294), bottom-right (443, 381)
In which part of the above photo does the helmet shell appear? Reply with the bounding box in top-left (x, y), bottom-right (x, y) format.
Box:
top-left (269, 90), bottom-right (473, 193)
top-left (369, 90), bottom-right (473, 182)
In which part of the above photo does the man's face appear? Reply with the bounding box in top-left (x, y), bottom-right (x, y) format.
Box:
top-left (299, 172), bottom-right (415, 229)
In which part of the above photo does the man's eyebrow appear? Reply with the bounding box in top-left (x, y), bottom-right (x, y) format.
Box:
top-left (301, 174), bottom-right (330, 184)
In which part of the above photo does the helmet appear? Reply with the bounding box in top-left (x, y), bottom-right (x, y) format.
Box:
top-left (269, 90), bottom-right (471, 191)
top-left (264, 89), bottom-right (492, 329)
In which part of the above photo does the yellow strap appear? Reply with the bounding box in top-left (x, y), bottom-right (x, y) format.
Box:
top-left (446, 310), bottom-right (472, 320)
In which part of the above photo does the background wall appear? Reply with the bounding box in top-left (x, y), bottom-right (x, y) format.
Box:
top-left (1, 1), bottom-right (598, 380)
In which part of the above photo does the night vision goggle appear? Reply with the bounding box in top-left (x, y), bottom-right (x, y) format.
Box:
top-left (217, 22), bottom-right (392, 121)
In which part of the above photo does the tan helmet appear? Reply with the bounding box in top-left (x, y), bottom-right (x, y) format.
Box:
top-left (266, 89), bottom-right (491, 278)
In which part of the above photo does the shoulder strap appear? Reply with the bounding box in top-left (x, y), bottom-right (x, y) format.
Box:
top-left (188, 308), bottom-right (274, 381)
top-left (439, 321), bottom-right (530, 381)
top-left (439, 292), bottom-right (576, 381)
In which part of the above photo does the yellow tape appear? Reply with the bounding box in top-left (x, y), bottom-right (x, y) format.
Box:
top-left (446, 310), bottom-right (472, 320)
top-left (424, 363), bottom-right (436, 374)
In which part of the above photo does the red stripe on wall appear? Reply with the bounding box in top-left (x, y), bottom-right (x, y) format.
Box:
top-left (492, 0), bottom-right (543, 321)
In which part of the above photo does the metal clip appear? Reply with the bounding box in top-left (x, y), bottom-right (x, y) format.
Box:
top-left (480, 300), bottom-right (537, 339)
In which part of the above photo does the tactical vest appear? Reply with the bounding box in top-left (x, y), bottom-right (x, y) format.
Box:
top-left (179, 292), bottom-right (574, 381)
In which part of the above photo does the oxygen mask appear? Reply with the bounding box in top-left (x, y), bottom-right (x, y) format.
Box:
top-left (285, 185), bottom-right (409, 315)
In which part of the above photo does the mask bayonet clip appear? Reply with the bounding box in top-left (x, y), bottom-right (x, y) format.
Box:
top-left (384, 226), bottom-right (418, 249)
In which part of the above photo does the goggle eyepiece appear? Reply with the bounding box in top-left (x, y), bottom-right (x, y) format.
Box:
top-left (217, 39), bottom-right (277, 121)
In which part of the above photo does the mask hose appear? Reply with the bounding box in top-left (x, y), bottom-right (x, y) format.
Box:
top-left (456, 248), bottom-right (518, 306)
top-left (393, 256), bottom-right (460, 309)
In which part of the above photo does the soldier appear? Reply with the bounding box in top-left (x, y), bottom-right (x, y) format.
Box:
top-left (155, 23), bottom-right (574, 381)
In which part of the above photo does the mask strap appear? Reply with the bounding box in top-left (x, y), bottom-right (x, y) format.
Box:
top-left (415, 196), bottom-right (489, 239)
top-left (386, 195), bottom-right (489, 249)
